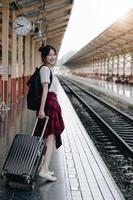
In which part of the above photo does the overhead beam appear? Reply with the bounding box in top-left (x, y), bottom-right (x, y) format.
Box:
top-left (16, 0), bottom-right (70, 16)
top-left (34, 31), bottom-right (64, 43)
top-left (48, 15), bottom-right (69, 26)
top-left (47, 21), bottom-right (68, 31)
top-left (29, 4), bottom-right (72, 21)
top-left (16, 2), bottom-right (41, 16)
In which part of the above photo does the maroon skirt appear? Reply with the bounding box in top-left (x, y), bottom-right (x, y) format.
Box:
top-left (34, 92), bottom-right (65, 149)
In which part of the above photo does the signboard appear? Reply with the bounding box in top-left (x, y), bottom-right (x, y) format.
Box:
top-left (0, 65), bottom-right (8, 75)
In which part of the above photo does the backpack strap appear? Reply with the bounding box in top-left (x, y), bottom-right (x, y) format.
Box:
top-left (48, 69), bottom-right (53, 89)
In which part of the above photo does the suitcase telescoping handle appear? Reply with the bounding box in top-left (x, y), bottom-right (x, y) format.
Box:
top-left (31, 116), bottom-right (49, 141)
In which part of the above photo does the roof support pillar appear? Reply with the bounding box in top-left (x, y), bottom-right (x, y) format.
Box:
top-left (107, 57), bottom-right (109, 76)
top-left (117, 55), bottom-right (119, 77)
top-left (112, 56), bottom-right (114, 75)
top-left (11, 10), bottom-right (17, 102)
top-left (131, 52), bottom-right (133, 75)
top-left (23, 35), bottom-right (31, 95)
top-left (24, 35), bottom-right (31, 77)
top-left (18, 36), bottom-right (24, 99)
top-left (1, 0), bottom-right (9, 103)
top-left (35, 43), bottom-right (41, 67)
top-left (101, 59), bottom-right (104, 77)
top-left (103, 59), bottom-right (106, 80)
top-left (99, 60), bottom-right (101, 76)
top-left (31, 39), bottom-right (35, 73)
top-left (123, 54), bottom-right (126, 75)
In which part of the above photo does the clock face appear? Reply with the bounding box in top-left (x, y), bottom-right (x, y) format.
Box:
top-left (13, 16), bottom-right (32, 36)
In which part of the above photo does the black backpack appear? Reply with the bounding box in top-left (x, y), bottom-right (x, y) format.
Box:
top-left (26, 65), bottom-right (53, 111)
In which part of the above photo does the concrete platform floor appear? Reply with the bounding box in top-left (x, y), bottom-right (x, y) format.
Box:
top-left (0, 100), bottom-right (71, 200)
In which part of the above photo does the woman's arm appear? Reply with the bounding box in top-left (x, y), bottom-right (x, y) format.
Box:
top-left (38, 82), bottom-right (48, 118)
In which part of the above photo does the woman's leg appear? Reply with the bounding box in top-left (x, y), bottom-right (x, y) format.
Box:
top-left (41, 134), bottom-right (55, 171)
top-left (39, 134), bottom-right (56, 181)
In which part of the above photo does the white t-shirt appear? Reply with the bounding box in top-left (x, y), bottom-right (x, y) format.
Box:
top-left (39, 65), bottom-right (58, 95)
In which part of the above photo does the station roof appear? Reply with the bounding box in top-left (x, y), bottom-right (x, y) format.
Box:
top-left (65, 8), bottom-right (133, 68)
top-left (0, 0), bottom-right (73, 53)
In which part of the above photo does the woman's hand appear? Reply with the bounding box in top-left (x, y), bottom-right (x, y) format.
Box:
top-left (38, 109), bottom-right (45, 119)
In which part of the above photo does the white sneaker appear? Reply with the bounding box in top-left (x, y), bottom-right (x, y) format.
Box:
top-left (39, 170), bottom-right (57, 182)
top-left (43, 170), bottom-right (54, 176)
top-left (38, 168), bottom-right (54, 175)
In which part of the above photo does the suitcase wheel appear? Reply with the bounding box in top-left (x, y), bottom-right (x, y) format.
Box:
top-left (22, 175), bottom-right (31, 184)
top-left (31, 182), bottom-right (35, 190)
top-left (1, 172), bottom-right (7, 180)
top-left (26, 177), bottom-right (31, 184)
top-left (1, 171), bottom-right (5, 177)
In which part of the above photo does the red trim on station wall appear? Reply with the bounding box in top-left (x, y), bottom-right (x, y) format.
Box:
top-left (23, 76), bottom-right (30, 95)
top-left (0, 76), bottom-right (2, 97)
top-left (2, 80), bottom-right (8, 102)
top-left (17, 77), bottom-right (22, 98)
top-left (11, 78), bottom-right (17, 102)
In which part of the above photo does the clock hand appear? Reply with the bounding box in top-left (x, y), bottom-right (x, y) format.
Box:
top-left (14, 26), bottom-right (22, 29)
top-left (14, 24), bottom-right (24, 29)
top-left (17, 23), bottom-right (24, 27)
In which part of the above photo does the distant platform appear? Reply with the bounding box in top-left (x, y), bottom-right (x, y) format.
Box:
top-left (67, 75), bottom-right (133, 106)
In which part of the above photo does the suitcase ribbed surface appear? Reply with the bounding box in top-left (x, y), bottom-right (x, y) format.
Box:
top-left (3, 134), bottom-right (44, 177)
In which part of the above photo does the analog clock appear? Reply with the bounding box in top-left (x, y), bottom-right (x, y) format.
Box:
top-left (13, 16), bottom-right (32, 36)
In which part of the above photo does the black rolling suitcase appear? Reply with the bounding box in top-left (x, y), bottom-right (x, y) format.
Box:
top-left (1, 116), bottom-right (49, 187)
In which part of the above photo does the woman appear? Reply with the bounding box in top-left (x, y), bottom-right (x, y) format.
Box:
top-left (34, 44), bottom-right (65, 181)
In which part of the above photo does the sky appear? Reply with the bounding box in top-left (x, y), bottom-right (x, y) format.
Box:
top-left (58, 0), bottom-right (133, 59)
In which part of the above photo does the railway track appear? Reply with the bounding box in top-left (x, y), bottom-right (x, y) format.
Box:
top-left (59, 76), bottom-right (133, 200)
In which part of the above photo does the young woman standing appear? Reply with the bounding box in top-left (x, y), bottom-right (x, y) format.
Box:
top-left (34, 44), bottom-right (65, 181)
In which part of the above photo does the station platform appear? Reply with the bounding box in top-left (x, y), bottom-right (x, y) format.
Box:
top-left (68, 75), bottom-right (133, 107)
top-left (0, 79), bottom-right (124, 200)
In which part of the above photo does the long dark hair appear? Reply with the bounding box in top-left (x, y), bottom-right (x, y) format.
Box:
top-left (39, 44), bottom-right (56, 62)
